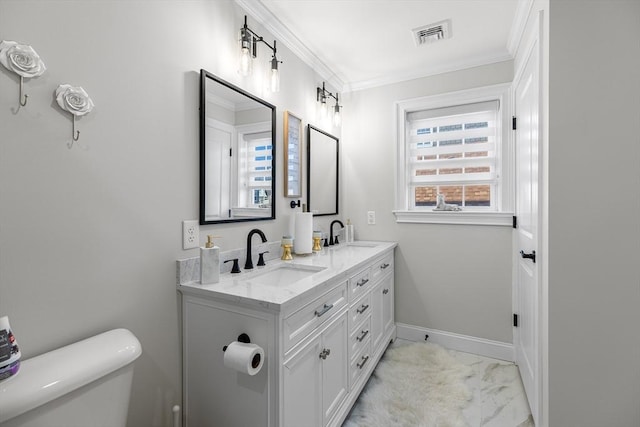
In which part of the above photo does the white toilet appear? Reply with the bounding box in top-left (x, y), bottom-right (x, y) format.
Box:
top-left (0, 328), bottom-right (142, 427)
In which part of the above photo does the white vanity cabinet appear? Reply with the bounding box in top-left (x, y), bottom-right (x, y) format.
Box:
top-left (178, 242), bottom-right (396, 427)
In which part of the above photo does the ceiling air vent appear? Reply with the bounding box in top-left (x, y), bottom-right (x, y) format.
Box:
top-left (412, 19), bottom-right (452, 46)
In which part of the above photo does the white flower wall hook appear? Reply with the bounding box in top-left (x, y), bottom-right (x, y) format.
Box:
top-left (0, 40), bottom-right (46, 109)
top-left (55, 84), bottom-right (94, 147)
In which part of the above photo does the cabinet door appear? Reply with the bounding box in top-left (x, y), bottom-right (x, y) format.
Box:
top-left (380, 274), bottom-right (394, 337)
top-left (371, 274), bottom-right (394, 354)
top-left (321, 312), bottom-right (349, 425)
top-left (283, 337), bottom-right (323, 427)
top-left (370, 280), bottom-right (384, 352)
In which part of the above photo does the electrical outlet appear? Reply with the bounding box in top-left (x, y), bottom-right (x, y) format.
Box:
top-left (182, 220), bottom-right (199, 249)
top-left (367, 211), bottom-right (376, 225)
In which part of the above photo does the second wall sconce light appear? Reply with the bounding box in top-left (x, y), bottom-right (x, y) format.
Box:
top-left (239, 15), bottom-right (282, 92)
top-left (317, 82), bottom-right (341, 127)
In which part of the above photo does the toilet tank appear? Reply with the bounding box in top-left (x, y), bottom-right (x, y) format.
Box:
top-left (0, 328), bottom-right (142, 427)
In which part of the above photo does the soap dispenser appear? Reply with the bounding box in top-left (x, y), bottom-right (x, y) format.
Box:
top-left (200, 235), bottom-right (220, 285)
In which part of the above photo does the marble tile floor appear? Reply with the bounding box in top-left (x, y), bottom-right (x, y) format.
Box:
top-left (347, 338), bottom-right (534, 427)
top-left (450, 347), bottom-right (534, 427)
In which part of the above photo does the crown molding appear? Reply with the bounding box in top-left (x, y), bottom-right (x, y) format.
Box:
top-left (507, 0), bottom-right (535, 56)
top-left (347, 52), bottom-right (514, 93)
top-left (234, 0), bottom-right (345, 92)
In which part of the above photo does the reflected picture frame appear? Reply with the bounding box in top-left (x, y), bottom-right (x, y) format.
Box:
top-left (284, 111), bottom-right (302, 198)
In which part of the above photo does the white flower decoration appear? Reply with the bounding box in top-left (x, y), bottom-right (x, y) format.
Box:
top-left (55, 84), bottom-right (95, 116)
top-left (0, 40), bottom-right (46, 78)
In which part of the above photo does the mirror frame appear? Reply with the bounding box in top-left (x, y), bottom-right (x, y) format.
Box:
top-left (284, 111), bottom-right (302, 198)
top-left (307, 125), bottom-right (339, 216)
top-left (199, 69), bottom-right (276, 224)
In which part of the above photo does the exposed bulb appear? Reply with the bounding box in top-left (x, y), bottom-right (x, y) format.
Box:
top-left (320, 98), bottom-right (328, 117)
top-left (270, 68), bottom-right (280, 92)
top-left (333, 105), bottom-right (341, 127)
top-left (240, 47), bottom-right (251, 76)
top-left (270, 57), bottom-right (280, 92)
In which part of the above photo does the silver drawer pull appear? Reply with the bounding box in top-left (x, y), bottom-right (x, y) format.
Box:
top-left (357, 278), bottom-right (369, 287)
top-left (382, 289), bottom-right (389, 295)
top-left (356, 330), bottom-right (369, 342)
top-left (356, 304), bottom-right (369, 314)
top-left (319, 348), bottom-right (331, 359)
top-left (314, 303), bottom-right (334, 318)
top-left (380, 263), bottom-right (390, 269)
top-left (357, 355), bottom-right (370, 369)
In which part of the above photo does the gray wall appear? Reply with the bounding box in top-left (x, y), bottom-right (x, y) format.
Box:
top-left (341, 61), bottom-right (515, 343)
top-left (0, 1), bottom-right (339, 425)
top-left (548, 1), bottom-right (640, 425)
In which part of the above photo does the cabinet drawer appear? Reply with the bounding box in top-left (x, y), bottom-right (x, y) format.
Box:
top-left (370, 253), bottom-right (393, 284)
top-left (349, 317), bottom-right (371, 359)
top-left (284, 282), bottom-right (348, 352)
top-left (349, 293), bottom-right (371, 329)
top-left (348, 268), bottom-right (371, 302)
top-left (350, 340), bottom-right (372, 388)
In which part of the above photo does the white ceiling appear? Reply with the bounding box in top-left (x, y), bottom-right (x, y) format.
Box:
top-left (237, 0), bottom-right (525, 92)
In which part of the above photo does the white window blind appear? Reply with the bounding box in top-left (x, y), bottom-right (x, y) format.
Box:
top-left (406, 100), bottom-right (499, 208)
top-left (243, 132), bottom-right (273, 189)
top-left (239, 131), bottom-right (272, 206)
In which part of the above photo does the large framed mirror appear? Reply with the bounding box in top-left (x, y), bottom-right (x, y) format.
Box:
top-left (307, 125), bottom-right (339, 216)
top-left (200, 70), bottom-right (276, 224)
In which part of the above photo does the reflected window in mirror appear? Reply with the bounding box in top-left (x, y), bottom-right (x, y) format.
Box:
top-left (284, 111), bottom-right (302, 198)
top-left (307, 125), bottom-right (339, 216)
top-left (200, 69), bottom-right (276, 224)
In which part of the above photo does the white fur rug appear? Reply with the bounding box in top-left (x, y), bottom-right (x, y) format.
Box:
top-left (343, 342), bottom-right (473, 427)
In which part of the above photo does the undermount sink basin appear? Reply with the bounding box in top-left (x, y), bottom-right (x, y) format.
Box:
top-left (330, 242), bottom-right (379, 251)
top-left (243, 264), bottom-right (326, 286)
top-left (347, 242), bottom-right (379, 247)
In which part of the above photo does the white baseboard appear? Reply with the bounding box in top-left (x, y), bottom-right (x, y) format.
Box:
top-left (396, 323), bottom-right (515, 362)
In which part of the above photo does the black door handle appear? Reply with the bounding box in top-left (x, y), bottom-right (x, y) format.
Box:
top-left (520, 250), bottom-right (536, 263)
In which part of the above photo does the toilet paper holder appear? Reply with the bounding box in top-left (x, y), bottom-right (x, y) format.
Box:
top-left (223, 333), bottom-right (251, 352)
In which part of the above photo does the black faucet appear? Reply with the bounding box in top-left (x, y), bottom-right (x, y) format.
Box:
top-left (245, 229), bottom-right (267, 270)
top-left (329, 220), bottom-right (344, 246)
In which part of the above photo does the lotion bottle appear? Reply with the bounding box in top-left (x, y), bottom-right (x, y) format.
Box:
top-left (200, 235), bottom-right (220, 285)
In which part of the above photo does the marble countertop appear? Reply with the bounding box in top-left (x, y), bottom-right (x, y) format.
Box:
top-left (178, 241), bottom-right (396, 312)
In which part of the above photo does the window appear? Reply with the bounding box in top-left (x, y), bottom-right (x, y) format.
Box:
top-left (409, 100), bottom-right (497, 209)
top-left (395, 84), bottom-right (513, 225)
top-left (238, 130), bottom-right (272, 208)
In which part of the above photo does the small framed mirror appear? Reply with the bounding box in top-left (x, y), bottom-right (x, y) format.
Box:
top-left (200, 70), bottom-right (276, 224)
top-left (284, 111), bottom-right (302, 198)
top-left (307, 125), bottom-right (339, 216)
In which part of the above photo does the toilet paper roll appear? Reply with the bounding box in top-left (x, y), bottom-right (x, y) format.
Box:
top-left (294, 212), bottom-right (313, 254)
top-left (223, 342), bottom-right (264, 375)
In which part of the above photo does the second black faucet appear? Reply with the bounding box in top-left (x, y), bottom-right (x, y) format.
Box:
top-left (329, 220), bottom-right (344, 246)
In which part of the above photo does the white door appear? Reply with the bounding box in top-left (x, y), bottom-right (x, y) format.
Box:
top-left (205, 119), bottom-right (233, 218)
top-left (514, 37), bottom-right (540, 422)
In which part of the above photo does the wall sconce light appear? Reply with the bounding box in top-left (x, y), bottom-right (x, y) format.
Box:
top-left (317, 82), bottom-right (341, 126)
top-left (239, 15), bottom-right (282, 92)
